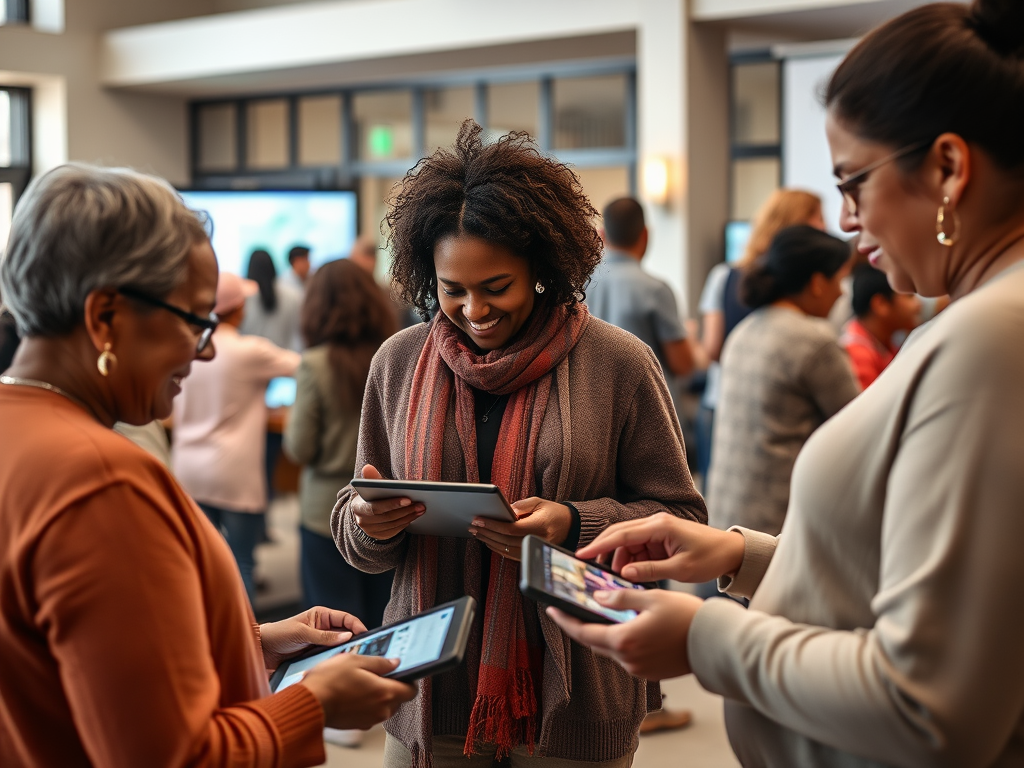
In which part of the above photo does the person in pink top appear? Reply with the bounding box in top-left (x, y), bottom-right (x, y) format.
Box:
top-left (173, 272), bottom-right (301, 604)
top-left (840, 264), bottom-right (920, 388)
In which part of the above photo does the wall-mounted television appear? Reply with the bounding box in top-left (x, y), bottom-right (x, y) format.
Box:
top-left (177, 189), bottom-right (358, 277)
top-left (725, 220), bottom-right (752, 265)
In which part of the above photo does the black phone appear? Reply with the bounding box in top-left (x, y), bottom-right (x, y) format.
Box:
top-left (269, 596), bottom-right (476, 691)
top-left (519, 535), bottom-right (645, 625)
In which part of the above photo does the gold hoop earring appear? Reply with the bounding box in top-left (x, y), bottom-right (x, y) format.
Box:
top-left (97, 343), bottom-right (117, 377)
top-left (936, 196), bottom-right (959, 247)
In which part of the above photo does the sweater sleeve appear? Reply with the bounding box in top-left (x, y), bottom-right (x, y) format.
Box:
top-left (283, 355), bottom-right (321, 466)
top-left (32, 483), bottom-right (325, 768)
top-left (332, 357), bottom-right (410, 574)
top-left (570, 345), bottom-right (707, 548)
top-left (689, 320), bottom-right (1024, 768)
top-left (716, 526), bottom-right (778, 598)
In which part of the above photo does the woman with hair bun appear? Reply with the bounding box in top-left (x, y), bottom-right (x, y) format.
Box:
top-left (548, 2), bottom-right (1024, 766)
top-left (695, 189), bottom-right (825, 480)
top-left (333, 120), bottom-right (706, 768)
top-left (707, 224), bottom-right (858, 538)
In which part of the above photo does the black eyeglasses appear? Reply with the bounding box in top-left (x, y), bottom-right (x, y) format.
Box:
top-left (118, 287), bottom-right (219, 354)
top-left (836, 139), bottom-right (932, 216)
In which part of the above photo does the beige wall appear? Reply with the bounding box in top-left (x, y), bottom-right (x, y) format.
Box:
top-left (0, 0), bottom-right (211, 185)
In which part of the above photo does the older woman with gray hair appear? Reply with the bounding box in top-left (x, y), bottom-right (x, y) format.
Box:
top-left (0, 164), bottom-right (414, 767)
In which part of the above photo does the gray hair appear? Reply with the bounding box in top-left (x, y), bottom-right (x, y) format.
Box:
top-left (0, 163), bottom-right (209, 337)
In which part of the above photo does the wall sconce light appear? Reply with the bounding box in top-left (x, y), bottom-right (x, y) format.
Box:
top-left (642, 156), bottom-right (670, 206)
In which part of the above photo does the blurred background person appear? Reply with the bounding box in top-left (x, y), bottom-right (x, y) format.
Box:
top-left (707, 224), bottom-right (858, 541)
top-left (349, 234), bottom-right (420, 329)
top-left (283, 244), bottom-right (312, 293)
top-left (0, 163), bottom-right (415, 767)
top-left (696, 189), bottom-right (825, 485)
top-left (173, 271), bottom-right (301, 605)
top-left (241, 248), bottom-right (303, 352)
top-left (285, 258), bottom-right (396, 623)
top-left (284, 258), bottom-right (398, 749)
top-left (589, 196), bottom-right (696, 405)
top-left (840, 264), bottom-right (921, 389)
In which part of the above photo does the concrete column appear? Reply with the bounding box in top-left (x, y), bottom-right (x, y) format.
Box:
top-left (636, 0), bottom-right (689, 310)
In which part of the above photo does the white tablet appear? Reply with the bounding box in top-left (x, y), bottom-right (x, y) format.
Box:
top-left (350, 479), bottom-right (518, 538)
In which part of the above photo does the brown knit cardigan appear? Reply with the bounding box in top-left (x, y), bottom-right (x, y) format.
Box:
top-left (332, 317), bottom-right (707, 762)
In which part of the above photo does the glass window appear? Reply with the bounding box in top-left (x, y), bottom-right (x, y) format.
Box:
top-left (425, 86), bottom-right (474, 153)
top-left (575, 166), bottom-right (632, 215)
top-left (553, 74), bottom-right (627, 150)
top-left (197, 104), bottom-right (237, 172)
top-left (247, 99), bottom-right (289, 169)
top-left (732, 62), bottom-right (780, 146)
top-left (0, 182), bottom-right (12, 253)
top-left (0, 90), bottom-right (10, 167)
top-left (487, 81), bottom-right (539, 141)
top-left (732, 157), bottom-right (780, 220)
top-left (298, 95), bottom-right (342, 167)
top-left (353, 90), bottom-right (413, 162)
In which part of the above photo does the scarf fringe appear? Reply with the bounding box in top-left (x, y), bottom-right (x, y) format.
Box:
top-left (463, 667), bottom-right (538, 760)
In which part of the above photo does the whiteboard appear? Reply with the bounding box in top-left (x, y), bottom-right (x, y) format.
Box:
top-left (782, 53), bottom-right (846, 235)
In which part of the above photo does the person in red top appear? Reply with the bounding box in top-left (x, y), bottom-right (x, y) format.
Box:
top-left (840, 264), bottom-right (920, 388)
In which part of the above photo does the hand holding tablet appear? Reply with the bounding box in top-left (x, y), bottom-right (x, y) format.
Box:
top-left (351, 469), bottom-right (518, 539)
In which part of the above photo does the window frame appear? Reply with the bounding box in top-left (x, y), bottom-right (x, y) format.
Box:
top-left (0, 86), bottom-right (32, 212)
top-left (188, 62), bottom-right (637, 194)
top-left (728, 51), bottom-right (783, 220)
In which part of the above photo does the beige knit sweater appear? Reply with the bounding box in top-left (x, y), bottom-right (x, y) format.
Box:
top-left (332, 317), bottom-right (707, 762)
top-left (690, 262), bottom-right (1024, 767)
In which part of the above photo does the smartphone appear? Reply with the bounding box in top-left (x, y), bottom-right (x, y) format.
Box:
top-left (519, 535), bottom-right (645, 624)
top-left (268, 596), bottom-right (476, 692)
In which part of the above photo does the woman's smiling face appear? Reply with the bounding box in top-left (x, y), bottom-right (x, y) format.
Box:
top-left (433, 234), bottom-right (536, 351)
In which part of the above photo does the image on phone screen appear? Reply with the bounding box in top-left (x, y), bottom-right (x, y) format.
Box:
top-left (545, 548), bottom-right (644, 623)
top-left (275, 606), bottom-right (456, 691)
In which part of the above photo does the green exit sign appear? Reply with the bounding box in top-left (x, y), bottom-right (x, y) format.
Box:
top-left (368, 125), bottom-right (395, 158)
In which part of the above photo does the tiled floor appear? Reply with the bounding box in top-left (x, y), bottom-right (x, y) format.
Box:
top-left (256, 496), bottom-right (740, 768)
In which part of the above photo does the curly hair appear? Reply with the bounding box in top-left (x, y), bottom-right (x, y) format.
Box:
top-left (386, 120), bottom-right (603, 318)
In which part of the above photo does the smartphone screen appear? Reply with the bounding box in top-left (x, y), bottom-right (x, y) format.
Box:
top-left (275, 606), bottom-right (456, 691)
top-left (544, 547), bottom-right (644, 623)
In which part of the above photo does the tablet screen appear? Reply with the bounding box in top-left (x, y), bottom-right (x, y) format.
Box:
top-left (275, 606), bottom-right (456, 691)
top-left (544, 547), bottom-right (643, 623)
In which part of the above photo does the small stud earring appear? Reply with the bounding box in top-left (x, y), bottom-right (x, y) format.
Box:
top-left (535, 282), bottom-right (545, 294)
top-left (97, 342), bottom-right (117, 377)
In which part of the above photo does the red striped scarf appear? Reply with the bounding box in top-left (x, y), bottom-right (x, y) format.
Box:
top-left (405, 301), bottom-right (589, 765)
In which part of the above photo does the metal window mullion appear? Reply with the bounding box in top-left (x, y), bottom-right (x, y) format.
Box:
top-left (474, 83), bottom-right (488, 130)
top-left (624, 70), bottom-right (636, 152)
top-left (288, 95), bottom-right (299, 169)
top-left (538, 77), bottom-right (553, 151)
top-left (8, 88), bottom-right (31, 168)
top-left (412, 87), bottom-right (425, 160)
top-left (236, 101), bottom-right (248, 172)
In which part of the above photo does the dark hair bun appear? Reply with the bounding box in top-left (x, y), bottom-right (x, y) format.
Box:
top-left (971, 0), bottom-right (1024, 56)
top-left (740, 225), bottom-right (850, 309)
top-left (966, 0), bottom-right (1024, 56)
top-left (739, 259), bottom-right (780, 309)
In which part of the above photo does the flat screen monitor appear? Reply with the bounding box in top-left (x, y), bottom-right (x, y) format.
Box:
top-left (725, 220), bottom-right (752, 265)
top-left (178, 189), bottom-right (358, 277)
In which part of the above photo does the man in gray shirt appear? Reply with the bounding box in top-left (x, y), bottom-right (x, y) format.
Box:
top-left (588, 197), bottom-right (695, 382)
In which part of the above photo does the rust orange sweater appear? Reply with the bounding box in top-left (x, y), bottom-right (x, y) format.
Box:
top-left (0, 386), bottom-right (325, 767)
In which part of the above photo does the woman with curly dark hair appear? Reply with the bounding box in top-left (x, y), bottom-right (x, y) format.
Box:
top-left (332, 121), bottom-right (706, 768)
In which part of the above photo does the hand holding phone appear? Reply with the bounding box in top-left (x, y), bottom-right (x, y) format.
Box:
top-left (520, 535), bottom-right (646, 624)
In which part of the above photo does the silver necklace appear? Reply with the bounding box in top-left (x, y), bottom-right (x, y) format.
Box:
top-left (0, 375), bottom-right (94, 415)
top-left (479, 394), bottom-right (504, 423)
